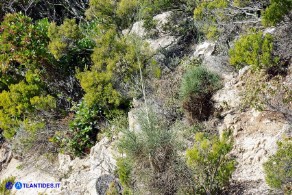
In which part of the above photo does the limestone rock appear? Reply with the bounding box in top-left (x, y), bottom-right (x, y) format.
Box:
top-left (58, 154), bottom-right (71, 174)
top-left (263, 27), bottom-right (276, 35)
top-left (152, 11), bottom-right (172, 33)
top-left (147, 35), bottom-right (177, 52)
top-left (203, 56), bottom-right (236, 79)
top-left (0, 143), bottom-right (12, 171)
top-left (0, 137), bottom-right (119, 195)
top-left (213, 79), bottom-right (241, 109)
top-left (90, 137), bottom-right (117, 176)
top-left (238, 66), bottom-right (250, 77)
top-left (193, 41), bottom-right (215, 58)
top-left (122, 11), bottom-right (178, 52)
top-left (219, 109), bottom-right (292, 194)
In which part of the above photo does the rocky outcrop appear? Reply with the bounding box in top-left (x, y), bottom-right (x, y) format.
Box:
top-left (123, 11), bottom-right (179, 52)
top-left (192, 41), bottom-right (236, 79)
top-left (0, 157), bottom-right (59, 195)
top-left (193, 41), bottom-right (215, 58)
top-left (0, 137), bottom-right (118, 195)
top-left (213, 66), bottom-right (292, 194)
top-left (57, 137), bottom-right (118, 195)
top-left (0, 142), bottom-right (12, 172)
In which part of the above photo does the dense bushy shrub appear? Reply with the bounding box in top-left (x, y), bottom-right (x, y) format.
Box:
top-left (0, 72), bottom-right (56, 139)
top-left (53, 101), bottom-right (99, 156)
top-left (180, 66), bottom-right (221, 122)
top-left (263, 138), bottom-right (292, 194)
top-left (262, 0), bottom-right (292, 27)
top-left (0, 13), bottom-right (50, 76)
top-left (186, 132), bottom-right (236, 194)
top-left (48, 18), bottom-right (95, 73)
top-left (86, 0), bottom-right (140, 31)
top-left (193, 0), bottom-right (239, 40)
top-left (77, 32), bottom-right (151, 116)
top-left (180, 66), bottom-right (221, 99)
top-left (229, 31), bottom-right (276, 71)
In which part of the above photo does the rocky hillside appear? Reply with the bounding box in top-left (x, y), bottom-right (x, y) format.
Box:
top-left (0, 1), bottom-right (291, 195)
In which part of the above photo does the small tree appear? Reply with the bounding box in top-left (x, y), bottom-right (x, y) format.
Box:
top-left (263, 138), bottom-right (292, 194)
top-left (186, 132), bottom-right (236, 194)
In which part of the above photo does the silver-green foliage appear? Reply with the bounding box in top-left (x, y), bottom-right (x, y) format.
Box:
top-left (180, 66), bottom-right (221, 100)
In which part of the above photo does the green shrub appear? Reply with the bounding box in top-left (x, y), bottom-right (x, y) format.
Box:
top-left (193, 0), bottom-right (269, 40)
top-left (48, 18), bottom-right (94, 59)
top-left (117, 109), bottom-right (188, 194)
top-left (233, 0), bottom-right (252, 7)
top-left (116, 158), bottom-right (132, 188)
top-left (47, 18), bottom-right (95, 76)
top-left (63, 101), bottom-right (99, 156)
top-left (77, 31), bottom-right (151, 116)
top-left (0, 13), bottom-right (50, 73)
top-left (0, 77), bottom-right (56, 139)
top-left (52, 100), bottom-right (125, 157)
top-left (0, 13), bottom-right (56, 139)
top-left (186, 132), bottom-right (236, 194)
top-left (0, 13), bottom-right (52, 92)
top-left (180, 66), bottom-right (221, 122)
top-left (193, 0), bottom-right (228, 40)
top-left (180, 66), bottom-right (221, 100)
top-left (229, 30), bottom-right (277, 71)
top-left (262, 0), bottom-right (292, 27)
top-left (194, 0), bottom-right (228, 20)
top-left (0, 176), bottom-right (15, 195)
top-left (263, 138), bottom-right (292, 194)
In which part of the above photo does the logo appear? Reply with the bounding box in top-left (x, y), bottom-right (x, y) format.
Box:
top-left (5, 182), bottom-right (13, 190)
top-left (14, 182), bottom-right (23, 190)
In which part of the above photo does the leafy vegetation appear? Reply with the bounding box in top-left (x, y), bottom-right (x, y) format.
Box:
top-left (263, 138), bottom-right (292, 194)
top-left (0, 13), bottom-right (51, 84)
top-left (186, 132), bottom-right (236, 194)
top-left (77, 33), bottom-right (150, 113)
top-left (193, 0), bottom-right (260, 40)
top-left (65, 101), bottom-right (99, 156)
